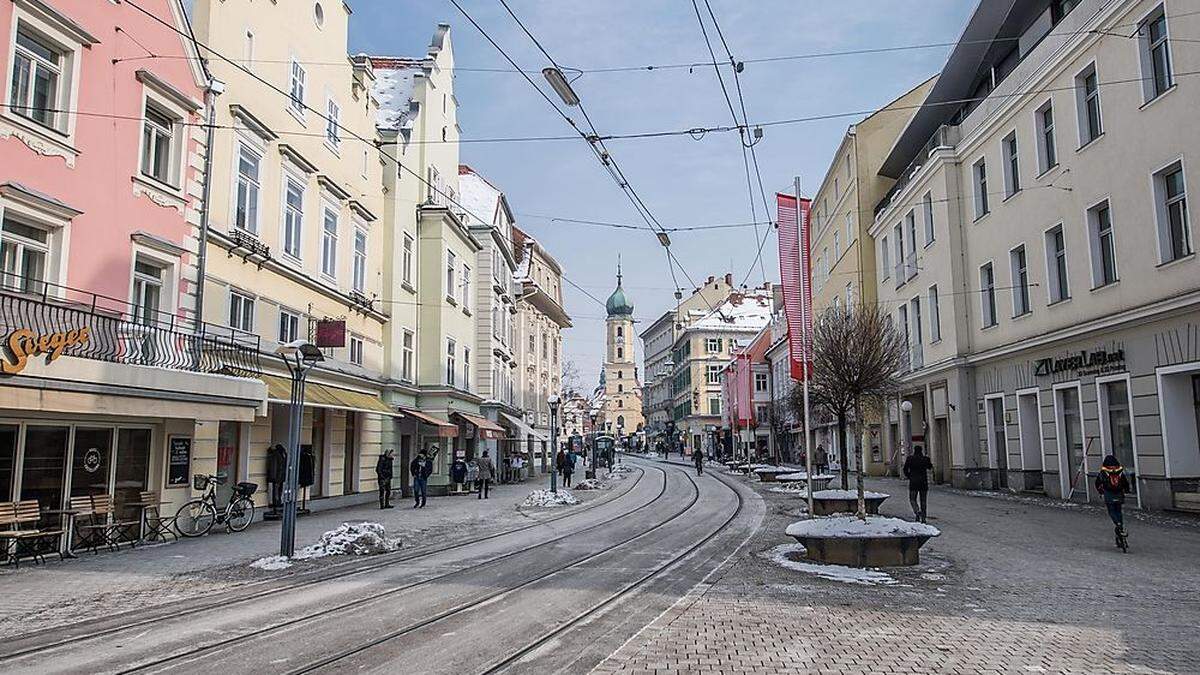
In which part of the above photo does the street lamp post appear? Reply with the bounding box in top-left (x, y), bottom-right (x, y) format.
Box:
top-left (548, 394), bottom-right (560, 494)
top-left (588, 411), bottom-right (599, 479)
top-left (275, 340), bottom-right (324, 558)
top-left (899, 399), bottom-right (914, 476)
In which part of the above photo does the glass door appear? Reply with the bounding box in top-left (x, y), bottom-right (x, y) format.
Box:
top-left (343, 412), bottom-right (357, 495)
top-left (20, 426), bottom-right (69, 509)
top-left (0, 424), bottom-right (17, 501)
top-left (216, 422), bottom-right (240, 506)
top-left (116, 428), bottom-right (152, 525)
top-left (1059, 387), bottom-right (1085, 500)
top-left (988, 398), bottom-right (1009, 488)
top-left (69, 427), bottom-right (114, 499)
top-left (1102, 380), bottom-right (1136, 494)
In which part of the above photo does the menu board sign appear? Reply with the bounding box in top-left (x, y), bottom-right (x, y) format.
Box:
top-left (168, 435), bottom-right (192, 487)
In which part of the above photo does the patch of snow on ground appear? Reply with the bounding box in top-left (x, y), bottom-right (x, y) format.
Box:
top-left (522, 489), bottom-right (580, 507)
top-left (762, 543), bottom-right (899, 586)
top-left (786, 515), bottom-right (940, 539)
top-left (611, 464), bottom-right (635, 474)
top-left (811, 489), bottom-right (890, 500)
top-left (293, 522), bottom-right (399, 560)
top-left (777, 473), bottom-right (836, 482)
top-left (249, 555), bottom-right (292, 571)
top-left (573, 478), bottom-right (607, 491)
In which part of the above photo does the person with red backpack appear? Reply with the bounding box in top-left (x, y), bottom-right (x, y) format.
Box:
top-left (1095, 455), bottom-right (1131, 545)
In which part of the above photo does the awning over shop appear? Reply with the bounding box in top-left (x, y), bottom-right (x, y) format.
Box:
top-left (397, 407), bottom-right (459, 438)
top-left (262, 374), bottom-right (396, 416)
top-left (499, 411), bottom-right (547, 443)
top-left (452, 411), bottom-right (506, 440)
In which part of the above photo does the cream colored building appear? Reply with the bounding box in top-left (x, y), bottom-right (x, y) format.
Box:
top-left (514, 225), bottom-right (570, 461)
top-left (870, 0), bottom-right (1199, 511)
top-left (193, 0), bottom-right (393, 506)
top-left (599, 267), bottom-right (643, 438)
top-left (640, 274), bottom-right (737, 448)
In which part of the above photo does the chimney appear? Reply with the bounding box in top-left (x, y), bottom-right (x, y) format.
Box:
top-left (724, 273), bottom-right (733, 286)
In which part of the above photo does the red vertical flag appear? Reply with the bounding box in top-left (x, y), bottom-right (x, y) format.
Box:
top-left (776, 192), bottom-right (813, 381)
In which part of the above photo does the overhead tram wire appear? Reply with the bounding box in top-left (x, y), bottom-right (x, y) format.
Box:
top-left (119, 0), bottom-right (609, 314)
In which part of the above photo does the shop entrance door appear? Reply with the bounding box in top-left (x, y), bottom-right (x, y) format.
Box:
top-left (20, 426), bottom-right (69, 510)
top-left (115, 429), bottom-right (152, 532)
top-left (934, 418), bottom-right (950, 484)
top-left (69, 428), bottom-right (113, 500)
top-left (988, 397), bottom-right (1009, 489)
top-left (0, 424), bottom-right (17, 501)
top-left (216, 422), bottom-right (240, 506)
top-left (343, 412), bottom-right (358, 495)
top-left (310, 409), bottom-right (325, 498)
top-left (1057, 386), bottom-right (1087, 502)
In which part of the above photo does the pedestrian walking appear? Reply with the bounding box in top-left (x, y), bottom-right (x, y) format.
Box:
top-left (693, 448), bottom-right (704, 476)
top-left (555, 448), bottom-right (567, 478)
top-left (563, 448), bottom-right (576, 487)
top-left (411, 448), bottom-right (434, 508)
top-left (375, 449), bottom-right (395, 509)
top-left (903, 445), bottom-right (932, 523)
top-left (476, 450), bottom-right (495, 499)
top-left (816, 444), bottom-right (829, 475)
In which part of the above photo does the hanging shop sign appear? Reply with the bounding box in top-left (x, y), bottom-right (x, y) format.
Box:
top-left (167, 435), bottom-right (192, 487)
top-left (314, 319), bottom-right (346, 348)
top-left (1, 327), bottom-right (91, 375)
top-left (1034, 347), bottom-right (1126, 378)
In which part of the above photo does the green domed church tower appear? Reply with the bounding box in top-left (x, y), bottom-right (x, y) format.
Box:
top-left (602, 260), bottom-right (644, 436)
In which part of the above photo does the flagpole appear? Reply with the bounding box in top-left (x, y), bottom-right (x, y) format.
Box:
top-left (796, 175), bottom-right (814, 518)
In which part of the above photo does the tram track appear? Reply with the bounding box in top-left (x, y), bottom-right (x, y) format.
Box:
top-left (0, 465), bottom-right (651, 665)
top-left (285, 459), bottom-right (745, 675)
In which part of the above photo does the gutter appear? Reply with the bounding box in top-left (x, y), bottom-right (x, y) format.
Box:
top-left (194, 80), bottom-right (222, 333)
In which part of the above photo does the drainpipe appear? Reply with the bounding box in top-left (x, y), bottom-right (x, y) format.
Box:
top-left (193, 79), bottom-right (224, 338)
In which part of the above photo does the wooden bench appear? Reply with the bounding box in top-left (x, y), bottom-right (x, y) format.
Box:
top-left (73, 494), bottom-right (139, 554)
top-left (0, 500), bottom-right (64, 568)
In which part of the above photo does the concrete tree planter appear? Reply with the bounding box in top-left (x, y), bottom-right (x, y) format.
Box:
top-left (786, 516), bottom-right (940, 567)
top-left (777, 473), bottom-right (835, 491)
top-left (753, 467), bottom-right (798, 483)
top-left (733, 463), bottom-right (771, 475)
top-left (809, 490), bottom-right (890, 516)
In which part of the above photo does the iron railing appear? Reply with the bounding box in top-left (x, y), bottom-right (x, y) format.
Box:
top-left (0, 274), bottom-right (261, 377)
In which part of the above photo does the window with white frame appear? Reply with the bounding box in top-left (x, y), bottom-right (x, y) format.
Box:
top-left (234, 143), bottom-right (262, 234)
top-left (0, 215), bottom-right (49, 294)
top-left (1076, 64), bottom-right (1103, 146)
top-left (463, 346), bottom-right (471, 391)
top-left (446, 338), bottom-right (457, 387)
top-left (1036, 101), bottom-right (1057, 173)
top-left (228, 291), bottom-right (254, 332)
top-left (140, 104), bottom-right (177, 186)
top-left (980, 262), bottom-right (997, 328)
top-left (349, 335), bottom-right (364, 366)
top-left (905, 210), bottom-right (917, 278)
top-left (705, 337), bottom-right (721, 353)
top-left (445, 250), bottom-right (456, 300)
top-left (321, 206), bottom-right (338, 278)
top-left (289, 60), bottom-right (306, 115)
top-left (973, 158), bottom-right (990, 219)
top-left (401, 329), bottom-right (414, 381)
top-left (131, 257), bottom-right (165, 325)
top-left (352, 228), bottom-right (367, 292)
top-left (754, 372), bottom-right (768, 393)
top-left (1139, 7), bottom-right (1173, 102)
top-left (880, 235), bottom-right (890, 281)
top-left (910, 296), bottom-right (923, 351)
top-left (1003, 132), bottom-right (1020, 197)
top-left (460, 262), bottom-right (471, 307)
top-left (9, 28), bottom-right (65, 131)
top-left (922, 192), bottom-right (934, 245)
top-left (845, 281), bottom-right (853, 307)
top-left (1010, 244), bottom-right (1031, 316)
top-left (706, 364), bottom-right (722, 384)
top-left (708, 396), bottom-right (721, 416)
top-left (402, 233), bottom-right (414, 286)
top-left (1088, 201), bottom-right (1118, 287)
top-left (1045, 224), bottom-right (1071, 303)
top-left (845, 213), bottom-right (854, 245)
top-left (928, 284), bottom-right (941, 342)
top-left (278, 308), bottom-right (300, 343)
top-left (325, 99), bottom-right (340, 148)
top-left (892, 224), bottom-right (904, 281)
top-left (1154, 162), bottom-right (1191, 263)
top-left (282, 176), bottom-right (304, 259)
top-left (834, 229), bottom-right (841, 260)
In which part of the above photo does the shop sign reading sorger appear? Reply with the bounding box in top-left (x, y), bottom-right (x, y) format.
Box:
top-left (1034, 347), bottom-right (1125, 378)
top-left (1, 327), bottom-right (91, 375)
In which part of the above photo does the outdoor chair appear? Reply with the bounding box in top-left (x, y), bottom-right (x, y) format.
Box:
top-left (0, 500), bottom-right (64, 568)
top-left (73, 495), bottom-right (139, 553)
top-left (133, 491), bottom-right (177, 543)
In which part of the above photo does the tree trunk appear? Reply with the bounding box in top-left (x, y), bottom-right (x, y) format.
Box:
top-left (838, 412), bottom-right (849, 490)
top-left (854, 398), bottom-right (867, 521)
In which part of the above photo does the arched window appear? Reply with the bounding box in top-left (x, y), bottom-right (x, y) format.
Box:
top-left (616, 326), bottom-right (623, 338)
top-left (617, 370), bottom-right (623, 379)
top-left (618, 384), bottom-right (623, 393)
top-left (617, 415), bottom-right (625, 428)
top-left (616, 346), bottom-right (624, 359)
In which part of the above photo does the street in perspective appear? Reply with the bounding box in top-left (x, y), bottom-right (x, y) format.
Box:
top-left (1, 0), bottom-right (1199, 673)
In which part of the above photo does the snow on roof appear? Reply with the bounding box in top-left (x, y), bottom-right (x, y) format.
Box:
top-left (457, 169), bottom-right (498, 228)
top-left (689, 291), bottom-right (773, 333)
top-left (370, 59), bottom-right (422, 130)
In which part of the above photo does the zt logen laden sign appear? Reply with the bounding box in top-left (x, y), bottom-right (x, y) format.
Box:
top-left (1, 327), bottom-right (91, 375)
top-left (1034, 348), bottom-right (1125, 378)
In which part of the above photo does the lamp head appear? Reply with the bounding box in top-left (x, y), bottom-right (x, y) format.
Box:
top-left (275, 340), bottom-right (325, 365)
top-left (900, 400), bottom-right (913, 412)
top-left (548, 394), bottom-right (561, 412)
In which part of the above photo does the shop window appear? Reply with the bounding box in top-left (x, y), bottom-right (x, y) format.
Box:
top-left (1099, 379), bottom-right (1136, 493)
top-left (69, 428), bottom-right (113, 499)
top-left (20, 426), bottom-right (69, 510)
top-left (215, 423), bottom-right (240, 505)
top-left (0, 424), bottom-right (17, 502)
top-left (1, 215), bottom-right (50, 294)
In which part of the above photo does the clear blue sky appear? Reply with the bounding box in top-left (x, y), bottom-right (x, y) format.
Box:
top-left (347, 0), bottom-right (977, 387)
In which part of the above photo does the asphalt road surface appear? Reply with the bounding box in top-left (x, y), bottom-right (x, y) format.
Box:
top-left (0, 457), bottom-right (762, 675)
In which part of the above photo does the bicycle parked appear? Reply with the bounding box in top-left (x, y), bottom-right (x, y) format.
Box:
top-left (174, 474), bottom-right (257, 537)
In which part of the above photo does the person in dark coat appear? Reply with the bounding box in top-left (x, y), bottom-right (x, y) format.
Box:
top-left (267, 444), bottom-right (288, 509)
top-left (476, 450), bottom-right (495, 499)
top-left (375, 449), bottom-right (395, 509)
top-left (903, 446), bottom-right (933, 523)
top-left (411, 448), bottom-right (434, 508)
top-left (1095, 454), bottom-right (1131, 538)
top-left (555, 449), bottom-right (567, 478)
top-left (693, 448), bottom-right (705, 476)
top-left (450, 455), bottom-right (468, 492)
top-left (562, 449), bottom-right (576, 487)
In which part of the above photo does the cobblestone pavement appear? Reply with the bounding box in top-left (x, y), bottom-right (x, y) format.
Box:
top-left (594, 470), bottom-right (1200, 675)
top-left (0, 476), bottom-right (616, 638)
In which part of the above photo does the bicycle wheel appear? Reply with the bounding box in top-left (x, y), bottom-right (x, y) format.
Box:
top-left (226, 497), bottom-right (255, 532)
top-left (175, 500), bottom-right (218, 538)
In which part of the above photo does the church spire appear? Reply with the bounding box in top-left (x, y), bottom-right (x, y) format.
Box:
top-left (617, 255), bottom-right (622, 286)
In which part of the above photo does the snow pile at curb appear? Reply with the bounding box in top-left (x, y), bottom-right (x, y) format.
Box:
top-left (769, 484), bottom-right (810, 494)
top-left (786, 516), bottom-right (940, 539)
top-left (611, 464), bottom-right (635, 474)
top-left (294, 522), bottom-right (399, 560)
top-left (572, 478), bottom-right (607, 491)
top-left (762, 543), bottom-right (898, 586)
top-left (522, 489), bottom-right (579, 507)
top-left (777, 472), bottom-right (836, 482)
top-left (250, 555), bottom-right (293, 571)
top-left (811, 489), bottom-right (890, 500)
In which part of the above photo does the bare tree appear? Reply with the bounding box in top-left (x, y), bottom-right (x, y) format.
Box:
top-left (808, 305), bottom-right (908, 518)
top-left (560, 359), bottom-right (583, 397)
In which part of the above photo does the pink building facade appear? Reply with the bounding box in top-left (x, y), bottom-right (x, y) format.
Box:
top-left (0, 1), bottom-right (264, 532)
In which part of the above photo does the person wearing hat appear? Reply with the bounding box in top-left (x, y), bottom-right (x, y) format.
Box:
top-left (375, 448), bottom-right (395, 509)
top-left (411, 447), bottom-right (434, 508)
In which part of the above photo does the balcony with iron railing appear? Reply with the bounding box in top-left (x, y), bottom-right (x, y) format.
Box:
top-left (0, 273), bottom-right (262, 378)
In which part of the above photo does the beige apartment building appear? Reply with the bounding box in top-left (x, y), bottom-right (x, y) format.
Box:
top-left (871, 0), bottom-right (1199, 512)
top-left (806, 77), bottom-right (935, 475)
top-left (192, 0), bottom-right (393, 506)
top-left (640, 274), bottom-right (737, 448)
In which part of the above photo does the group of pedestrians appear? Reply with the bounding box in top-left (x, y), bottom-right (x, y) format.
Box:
top-left (373, 445), bottom-right (496, 509)
top-left (555, 447), bottom-right (579, 487)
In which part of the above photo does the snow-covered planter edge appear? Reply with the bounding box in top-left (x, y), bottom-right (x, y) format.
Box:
top-left (786, 516), bottom-right (939, 567)
top-left (811, 489), bottom-right (890, 500)
top-left (786, 515), bottom-right (939, 539)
